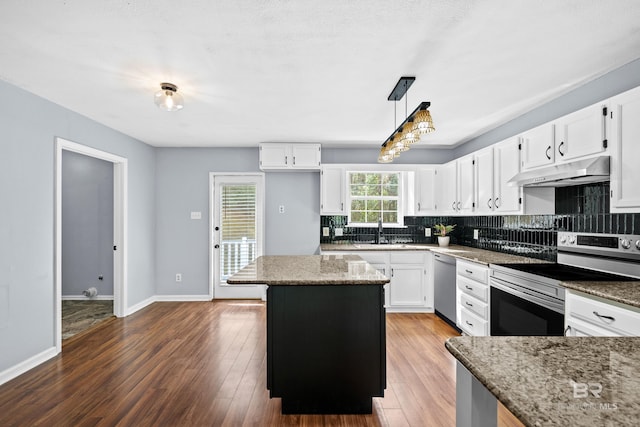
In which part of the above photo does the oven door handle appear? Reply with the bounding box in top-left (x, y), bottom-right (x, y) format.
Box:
top-left (490, 278), bottom-right (564, 314)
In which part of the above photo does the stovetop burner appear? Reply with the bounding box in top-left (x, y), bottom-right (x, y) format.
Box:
top-left (495, 263), bottom-right (639, 282)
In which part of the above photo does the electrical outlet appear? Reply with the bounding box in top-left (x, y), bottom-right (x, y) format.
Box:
top-left (322, 227), bottom-right (330, 237)
top-left (335, 228), bottom-right (343, 237)
top-left (278, 205), bottom-right (285, 213)
top-left (473, 229), bottom-right (479, 240)
top-left (176, 273), bottom-right (182, 282)
top-left (424, 228), bottom-right (431, 237)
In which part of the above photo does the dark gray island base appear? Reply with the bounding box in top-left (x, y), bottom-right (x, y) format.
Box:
top-left (227, 255), bottom-right (390, 414)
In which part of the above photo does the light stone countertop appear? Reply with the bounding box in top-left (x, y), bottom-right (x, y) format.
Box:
top-left (320, 243), bottom-right (551, 266)
top-left (226, 255), bottom-right (390, 286)
top-left (562, 280), bottom-right (640, 309)
top-left (446, 335), bottom-right (640, 427)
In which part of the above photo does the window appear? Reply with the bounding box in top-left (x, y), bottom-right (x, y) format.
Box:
top-left (348, 172), bottom-right (401, 225)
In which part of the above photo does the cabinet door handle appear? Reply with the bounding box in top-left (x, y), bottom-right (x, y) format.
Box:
top-left (285, 156), bottom-right (288, 165)
top-left (465, 320), bottom-right (473, 327)
top-left (545, 145), bottom-right (551, 160)
top-left (564, 325), bottom-right (571, 336)
top-left (293, 156), bottom-right (296, 165)
top-left (558, 141), bottom-right (565, 156)
top-left (391, 268), bottom-right (394, 277)
top-left (465, 285), bottom-right (473, 290)
top-left (452, 201), bottom-right (456, 210)
top-left (417, 202), bottom-right (421, 211)
top-left (593, 311), bottom-right (615, 321)
top-left (494, 197), bottom-right (500, 208)
top-left (465, 301), bottom-right (473, 307)
top-left (465, 269), bottom-right (473, 274)
top-left (457, 201), bottom-right (461, 210)
top-left (341, 202), bottom-right (344, 211)
top-left (487, 198), bottom-right (492, 208)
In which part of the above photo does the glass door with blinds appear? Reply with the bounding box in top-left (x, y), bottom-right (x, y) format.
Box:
top-left (211, 174), bottom-right (264, 299)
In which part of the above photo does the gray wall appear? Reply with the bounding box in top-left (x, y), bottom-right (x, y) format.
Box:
top-left (62, 151), bottom-right (114, 297)
top-left (265, 172), bottom-right (320, 256)
top-left (454, 58), bottom-right (640, 158)
top-left (322, 147), bottom-right (454, 165)
top-left (155, 148), bottom-right (259, 296)
top-left (0, 79), bottom-right (156, 374)
top-left (155, 148), bottom-right (321, 296)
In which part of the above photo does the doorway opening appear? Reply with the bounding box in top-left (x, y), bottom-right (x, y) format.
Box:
top-left (210, 173), bottom-right (265, 299)
top-left (54, 137), bottom-right (128, 353)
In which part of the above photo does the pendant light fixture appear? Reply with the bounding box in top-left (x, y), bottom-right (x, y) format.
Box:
top-left (154, 82), bottom-right (184, 111)
top-left (378, 77), bottom-right (434, 163)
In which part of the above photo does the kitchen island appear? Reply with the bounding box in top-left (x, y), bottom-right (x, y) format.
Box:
top-left (445, 336), bottom-right (640, 427)
top-left (227, 255), bottom-right (390, 414)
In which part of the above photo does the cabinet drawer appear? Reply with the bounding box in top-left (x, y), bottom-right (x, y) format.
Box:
top-left (567, 292), bottom-right (640, 336)
top-left (459, 308), bottom-right (488, 336)
top-left (457, 276), bottom-right (488, 303)
top-left (390, 252), bottom-right (425, 264)
top-left (456, 260), bottom-right (488, 284)
top-left (460, 293), bottom-right (488, 320)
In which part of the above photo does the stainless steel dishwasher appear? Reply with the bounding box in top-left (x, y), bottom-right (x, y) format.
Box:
top-left (433, 253), bottom-right (457, 328)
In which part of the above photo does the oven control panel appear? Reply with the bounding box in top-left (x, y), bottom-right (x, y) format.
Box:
top-left (558, 232), bottom-right (640, 255)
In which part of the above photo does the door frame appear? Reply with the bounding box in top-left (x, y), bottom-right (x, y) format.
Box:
top-left (54, 137), bottom-right (128, 352)
top-left (209, 172), bottom-right (265, 299)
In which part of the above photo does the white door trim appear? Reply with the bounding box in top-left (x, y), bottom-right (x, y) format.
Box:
top-left (209, 172), bottom-right (265, 299)
top-left (54, 137), bottom-right (128, 353)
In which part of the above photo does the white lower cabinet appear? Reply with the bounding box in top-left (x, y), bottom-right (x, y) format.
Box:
top-left (322, 250), bottom-right (433, 312)
top-left (456, 260), bottom-right (490, 336)
top-left (565, 290), bottom-right (640, 336)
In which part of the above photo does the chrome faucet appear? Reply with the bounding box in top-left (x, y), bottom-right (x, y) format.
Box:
top-left (377, 218), bottom-right (384, 244)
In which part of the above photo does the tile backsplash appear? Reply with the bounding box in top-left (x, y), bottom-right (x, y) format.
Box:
top-left (321, 212), bottom-right (640, 262)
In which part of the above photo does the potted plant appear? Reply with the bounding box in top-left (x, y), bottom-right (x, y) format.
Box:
top-left (434, 223), bottom-right (456, 247)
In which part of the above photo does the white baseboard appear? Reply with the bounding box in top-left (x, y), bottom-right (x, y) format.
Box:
top-left (62, 295), bottom-right (114, 301)
top-left (154, 295), bottom-right (212, 302)
top-left (0, 347), bottom-right (58, 387)
top-left (124, 295), bottom-right (156, 316)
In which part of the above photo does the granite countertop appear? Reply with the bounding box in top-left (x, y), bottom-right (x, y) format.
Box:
top-left (226, 255), bottom-right (390, 286)
top-left (320, 243), bottom-right (551, 266)
top-left (562, 280), bottom-right (640, 309)
top-left (446, 336), bottom-right (640, 427)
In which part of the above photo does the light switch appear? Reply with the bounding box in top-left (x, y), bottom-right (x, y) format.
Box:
top-left (473, 229), bottom-right (479, 240)
top-left (322, 227), bottom-right (330, 237)
top-left (425, 228), bottom-right (431, 237)
top-left (191, 211), bottom-right (202, 220)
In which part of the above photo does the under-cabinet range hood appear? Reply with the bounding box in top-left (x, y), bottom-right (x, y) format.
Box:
top-left (508, 156), bottom-right (610, 187)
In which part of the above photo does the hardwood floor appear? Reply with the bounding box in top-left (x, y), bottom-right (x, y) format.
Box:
top-left (0, 301), bottom-right (523, 426)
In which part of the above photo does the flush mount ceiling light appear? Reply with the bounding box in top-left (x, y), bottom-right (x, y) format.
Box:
top-left (154, 82), bottom-right (184, 112)
top-left (378, 77), bottom-right (434, 163)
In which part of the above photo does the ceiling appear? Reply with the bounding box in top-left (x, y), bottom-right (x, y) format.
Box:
top-left (1, 1), bottom-right (640, 149)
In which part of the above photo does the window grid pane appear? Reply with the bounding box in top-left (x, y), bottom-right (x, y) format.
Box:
top-left (349, 172), bottom-right (400, 225)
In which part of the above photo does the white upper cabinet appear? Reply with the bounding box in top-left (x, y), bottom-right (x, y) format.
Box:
top-left (457, 155), bottom-right (475, 214)
top-left (493, 137), bottom-right (522, 213)
top-left (259, 143), bottom-right (321, 170)
top-left (554, 102), bottom-right (608, 162)
top-left (320, 166), bottom-right (345, 214)
top-left (435, 161), bottom-right (458, 215)
top-left (474, 147), bottom-right (494, 214)
top-left (521, 122), bottom-right (555, 170)
top-left (609, 85), bottom-right (640, 212)
top-left (435, 156), bottom-right (475, 215)
top-left (474, 138), bottom-right (522, 215)
top-left (415, 167), bottom-right (437, 214)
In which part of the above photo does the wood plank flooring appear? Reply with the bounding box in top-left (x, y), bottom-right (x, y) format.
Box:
top-left (0, 301), bottom-right (523, 426)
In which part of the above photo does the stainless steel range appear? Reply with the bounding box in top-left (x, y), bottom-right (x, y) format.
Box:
top-left (489, 232), bottom-right (640, 336)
